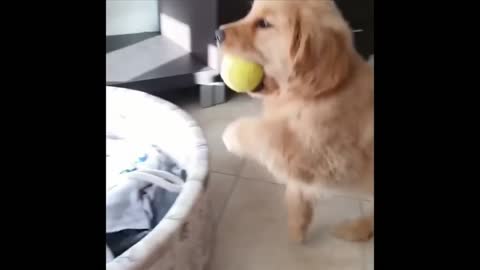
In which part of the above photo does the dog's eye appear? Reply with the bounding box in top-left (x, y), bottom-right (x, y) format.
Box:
top-left (256, 19), bottom-right (272, 29)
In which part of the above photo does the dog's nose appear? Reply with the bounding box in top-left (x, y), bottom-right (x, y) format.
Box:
top-left (215, 29), bottom-right (225, 44)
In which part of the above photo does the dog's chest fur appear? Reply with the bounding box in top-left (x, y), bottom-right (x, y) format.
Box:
top-left (260, 77), bottom-right (373, 190)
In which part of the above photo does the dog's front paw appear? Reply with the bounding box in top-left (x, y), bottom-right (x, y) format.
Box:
top-left (222, 121), bottom-right (244, 156)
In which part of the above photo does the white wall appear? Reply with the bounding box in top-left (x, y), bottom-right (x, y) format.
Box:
top-left (106, 0), bottom-right (159, 36)
top-left (158, 0), bottom-right (217, 67)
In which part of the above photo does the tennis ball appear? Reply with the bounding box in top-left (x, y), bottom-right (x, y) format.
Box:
top-left (220, 54), bottom-right (264, 93)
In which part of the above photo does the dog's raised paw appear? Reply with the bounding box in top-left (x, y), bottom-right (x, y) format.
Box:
top-left (222, 121), bottom-right (243, 155)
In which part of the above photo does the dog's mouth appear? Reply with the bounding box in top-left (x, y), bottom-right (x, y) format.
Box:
top-left (252, 77), bottom-right (265, 93)
top-left (252, 72), bottom-right (279, 95)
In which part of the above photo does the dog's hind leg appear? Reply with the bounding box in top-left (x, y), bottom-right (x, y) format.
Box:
top-left (333, 213), bottom-right (373, 242)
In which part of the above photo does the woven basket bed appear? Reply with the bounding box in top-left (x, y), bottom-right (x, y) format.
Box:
top-left (106, 86), bottom-right (213, 270)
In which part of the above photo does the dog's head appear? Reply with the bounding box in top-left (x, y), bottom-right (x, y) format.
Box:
top-left (216, 0), bottom-right (355, 98)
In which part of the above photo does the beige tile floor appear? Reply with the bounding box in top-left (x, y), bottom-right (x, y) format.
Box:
top-left (181, 94), bottom-right (373, 270)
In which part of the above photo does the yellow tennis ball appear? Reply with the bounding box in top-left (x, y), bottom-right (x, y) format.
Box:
top-left (220, 54), bottom-right (264, 93)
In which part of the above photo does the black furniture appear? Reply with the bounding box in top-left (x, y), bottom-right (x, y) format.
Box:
top-left (106, 34), bottom-right (220, 106)
top-left (106, 0), bottom-right (224, 108)
top-left (106, 0), bottom-right (373, 107)
top-left (335, 0), bottom-right (374, 59)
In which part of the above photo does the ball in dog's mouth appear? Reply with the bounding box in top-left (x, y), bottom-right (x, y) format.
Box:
top-left (220, 54), bottom-right (264, 93)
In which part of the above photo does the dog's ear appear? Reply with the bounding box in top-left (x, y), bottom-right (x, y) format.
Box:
top-left (289, 13), bottom-right (314, 77)
top-left (289, 14), bottom-right (352, 98)
top-left (289, 13), bottom-right (304, 62)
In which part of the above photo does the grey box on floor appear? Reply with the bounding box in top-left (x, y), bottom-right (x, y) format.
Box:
top-left (200, 83), bottom-right (227, 108)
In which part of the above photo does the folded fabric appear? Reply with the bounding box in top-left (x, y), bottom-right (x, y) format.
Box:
top-left (106, 142), bottom-right (187, 258)
top-left (106, 245), bottom-right (114, 263)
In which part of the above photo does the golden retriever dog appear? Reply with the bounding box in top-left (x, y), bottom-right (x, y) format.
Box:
top-left (216, 0), bottom-right (373, 243)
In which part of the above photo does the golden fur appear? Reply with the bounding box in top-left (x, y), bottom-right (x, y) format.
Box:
top-left (219, 0), bottom-right (373, 243)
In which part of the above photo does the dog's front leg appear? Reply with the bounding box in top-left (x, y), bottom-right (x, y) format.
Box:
top-left (222, 117), bottom-right (286, 160)
top-left (286, 183), bottom-right (313, 243)
top-left (223, 118), bottom-right (315, 243)
top-left (222, 117), bottom-right (261, 158)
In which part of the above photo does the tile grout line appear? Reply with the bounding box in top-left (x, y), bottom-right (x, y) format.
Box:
top-left (213, 169), bottom-right (374, 203)
top-left (361, 243), bottom-right (368, 270)
top-left (233, 176), bottom-right (374, 204)
top-left (358, 200), bottom-right (368, 270)
top-left (209, 169), bottom-right (238, 177)
top-left (359, 200), bottom-right (366, 216)
top-left (212, 158), bottom-right (247, 231)
top-left (239, 175), bottom-right (283, 185)
top-left (211, 167), bottom-right (281, 185)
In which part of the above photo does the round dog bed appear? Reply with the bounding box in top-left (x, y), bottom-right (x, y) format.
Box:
top-left (106, 86), bottom-right (212, 270)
